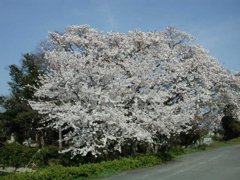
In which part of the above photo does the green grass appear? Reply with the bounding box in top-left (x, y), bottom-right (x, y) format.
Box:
top-left (2, 137), bottom-right (240, 180)
top-left (207, 137), bottom-right (240, 149)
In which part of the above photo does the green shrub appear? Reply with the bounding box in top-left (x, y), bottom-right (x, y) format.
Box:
top-left (33, 145), bottom-right (59, 167)
top-left (2, 154), bottom-right (163, 180)
top-left (168, 146), bottom-right (185, 156)
top-left (0, 143), bottom-right (37, 168)
top-left (0, 143), bottom-right (62, 168)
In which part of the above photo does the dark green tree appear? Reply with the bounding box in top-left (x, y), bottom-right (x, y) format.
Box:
top-left (0, 53), bottom-right (47, 143)
top-left (221, 104), bottom-right (240, 140)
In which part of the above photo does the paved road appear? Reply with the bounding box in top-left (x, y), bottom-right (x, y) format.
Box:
top-left (103, 145), bottom-right (240, 180)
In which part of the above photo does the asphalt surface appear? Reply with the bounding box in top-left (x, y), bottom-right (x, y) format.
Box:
top-left (102, 145), bottom-right (240, 180)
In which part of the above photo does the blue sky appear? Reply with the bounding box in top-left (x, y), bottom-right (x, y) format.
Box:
top-left (0, 0), bottom-right (240, 95)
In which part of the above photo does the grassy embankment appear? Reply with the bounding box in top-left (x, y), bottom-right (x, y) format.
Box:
top-left (2, 137), bottom-right (240, 180)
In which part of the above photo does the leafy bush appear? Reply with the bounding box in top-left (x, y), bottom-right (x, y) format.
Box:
top-left (0, 143), bottom-right (37, 168)
top-left (168, 146), bottom-right (185, 157)
top-left (2, 154), bottom-right (163, 180)
top-left (0, 143), bottom-right (62, 168)
top-left (33, 145), bottom-right (59, 167)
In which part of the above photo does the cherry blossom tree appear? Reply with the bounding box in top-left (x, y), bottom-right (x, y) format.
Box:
top-left (29, 25), bottom-right (238, 157)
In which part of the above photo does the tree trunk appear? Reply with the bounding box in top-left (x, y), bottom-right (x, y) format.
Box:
top-left (59, 126), bottom-right (62, 151)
